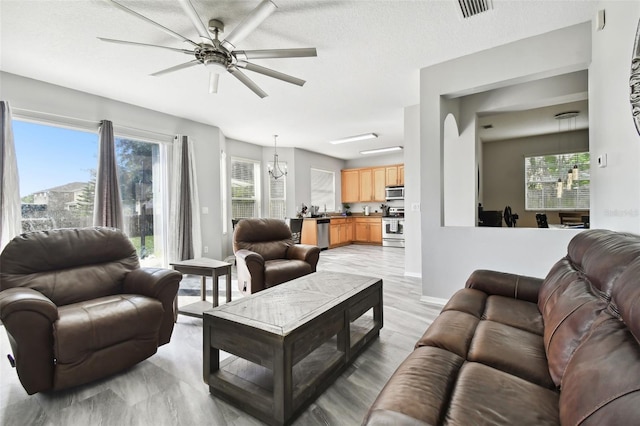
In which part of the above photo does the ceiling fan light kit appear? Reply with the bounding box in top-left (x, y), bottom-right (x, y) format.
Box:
top-left (101, 0), bottom-right (317, 98)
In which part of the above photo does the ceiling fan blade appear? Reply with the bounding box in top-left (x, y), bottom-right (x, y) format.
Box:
top-left (106, 0), bottom-right (199, 48)
top-left (228, 66), bottom-right (268, 98)
top-left (235, 48), bottom-right (317, 60)
top-left (221, 0), bottom-right (277, 51)
top-left (209, 73), bottom-right (220, 94)
top-left (151, 60), bottom-right (201, 76)
top-left (236, 61), bottom-right (305, 86)
top-left (97, 37), bottom-right (194, 54)
top-left (176, 0), bottom-right (214, 45)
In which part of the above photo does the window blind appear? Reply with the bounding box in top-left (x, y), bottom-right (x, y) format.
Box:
top-left (524, 152), bottom-right (590, 210)
top-left (310, 168), bottom-right (335, 212)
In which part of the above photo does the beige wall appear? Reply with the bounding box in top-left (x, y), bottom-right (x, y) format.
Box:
top-left (482, 129), bottom-right (589, 227)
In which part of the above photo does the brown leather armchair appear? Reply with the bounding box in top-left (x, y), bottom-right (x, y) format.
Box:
top-left (233, 218), bottom-right (320, 295)
top-left (0, 227), bottom-right (182, 394)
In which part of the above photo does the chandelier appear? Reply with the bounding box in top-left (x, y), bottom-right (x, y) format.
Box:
top-left (268, 135), bottom-right (287, 180)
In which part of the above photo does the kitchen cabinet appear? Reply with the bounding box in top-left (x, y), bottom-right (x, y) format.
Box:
top-left (353, 217), bottom-right (382, 245)
top-left (342, 163), bottom-right (404, 203)
top-left (355, 167), bottom-right (386, 203)
top-left (301, 219), bottom-right (318, 245)
top-left (329, 217), bottom-right (352, 248)
top-left (385, 164), bottom-right (405, 186)
top-left (341, 169), bottom-right (360, 203)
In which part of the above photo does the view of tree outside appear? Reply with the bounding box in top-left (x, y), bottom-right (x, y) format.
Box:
top-left (231, 158), bottom-right (260, 218)
top-left (525, 152), bottom-right (590, 210)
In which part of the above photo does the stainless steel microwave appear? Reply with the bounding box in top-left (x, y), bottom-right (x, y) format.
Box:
top-left (385, 185), bottom-right (404, 200)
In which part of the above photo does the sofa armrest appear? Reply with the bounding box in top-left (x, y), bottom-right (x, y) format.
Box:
top-left (287, 244), bottom-right (321, 270)
top-left (0, 287), bottom-right (58, 394)
top-left (465, 269), bottom-right (543, 303)
top-left (123, 268), bottom-right (182, 345)
top-left (235, 249), bottom-right (265, 294)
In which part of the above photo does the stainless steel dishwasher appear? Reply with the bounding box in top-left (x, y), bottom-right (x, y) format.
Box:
top-left (316, 218), bottom-right (330, 250)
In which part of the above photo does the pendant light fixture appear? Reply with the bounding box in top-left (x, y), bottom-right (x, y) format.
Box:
top-left (268, 134), bottom-right (287, 180)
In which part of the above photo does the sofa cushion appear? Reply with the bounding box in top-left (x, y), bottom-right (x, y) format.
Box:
top-left (366, 346), bottom-right (464, 425)
top-left (0, 227), bottom-right (139, 305)
top-left (264, 259), bottom-right (313, 288)
top-left (445, 362), bottom-right (559, 425)
top-left (467, 321), bottom-right (554, 389)
top-left (54, 294), bottom-right (163, 364)
top-left (559, 258), bottom-right (640, 424)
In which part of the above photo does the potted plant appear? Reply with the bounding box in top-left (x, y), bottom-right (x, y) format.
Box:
top-left (343, 203), bottom-right (352, 216)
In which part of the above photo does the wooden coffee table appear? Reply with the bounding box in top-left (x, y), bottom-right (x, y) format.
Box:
top-left (203, 271), bottom-right (383, 426)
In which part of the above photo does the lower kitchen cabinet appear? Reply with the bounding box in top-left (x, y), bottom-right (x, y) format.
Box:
top-left (353, 217), bottom-right (382, 245)
top-left (329, 217), bottom-right (353, 248)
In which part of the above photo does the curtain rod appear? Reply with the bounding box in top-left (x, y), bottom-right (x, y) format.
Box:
top-left (11, 107), bottom-right (175, 140)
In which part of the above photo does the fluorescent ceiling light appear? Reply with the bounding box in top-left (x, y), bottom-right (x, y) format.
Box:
top-left (360, 146), bottom-right (403, 155)
top-left (329, 133), bottom-right (378, 144)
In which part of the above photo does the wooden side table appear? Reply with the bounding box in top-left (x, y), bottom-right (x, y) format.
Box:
top-left (170, 258), bottom-right (232, 320)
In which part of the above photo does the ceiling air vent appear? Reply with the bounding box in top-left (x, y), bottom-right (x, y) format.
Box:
top-left (458, 0), bottom-right (492, 19)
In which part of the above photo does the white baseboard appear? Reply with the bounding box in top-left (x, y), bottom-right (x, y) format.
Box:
top-left (420, 295), bottom-right (448, 307)
top-left (404, 271), bottom-right (422, 278)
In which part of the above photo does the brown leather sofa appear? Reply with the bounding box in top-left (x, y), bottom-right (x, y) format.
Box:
top-left (233, 218), bottom-right (320, 294)
top-left (364, 229), bottom-right (640, 425)
top-left (0, 227), bottom-right (182, 395)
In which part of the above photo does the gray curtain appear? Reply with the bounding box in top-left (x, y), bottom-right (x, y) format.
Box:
top-left (169, 135), bottom-right (201, 262)
top-left (93, 120), bottom-right (123, 229)
top-left (0, 101), bottom-right (22, 250)
top-left (176, 136), bottom-right (193, 260)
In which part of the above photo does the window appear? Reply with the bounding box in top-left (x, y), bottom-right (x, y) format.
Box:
top-left (14, 120), bottom-right (98, 232)
top-left (268, 162), bottom-right (287, 219)
top-left (13, 120), bottom-right (168, 267)
top-left (115, 137), bottom-right (166, 267)
top-left (231, 157), bottom-right (261, 218)
top-left (525, 152), bottom-right (590, 210)
top-left (310, 168), bottom-right (335, 213)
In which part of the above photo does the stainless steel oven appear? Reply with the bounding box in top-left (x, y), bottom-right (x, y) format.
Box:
top-left (382, 207), bottom-right (404, 247)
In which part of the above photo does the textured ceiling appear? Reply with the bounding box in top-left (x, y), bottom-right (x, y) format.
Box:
top-left (0, 0), bottom-right (597, 159)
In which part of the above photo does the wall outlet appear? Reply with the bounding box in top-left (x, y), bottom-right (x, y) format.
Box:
top-left (597, 154), bottom-right (607, 168)
top-left (204, 246), bottom-right (209, 253)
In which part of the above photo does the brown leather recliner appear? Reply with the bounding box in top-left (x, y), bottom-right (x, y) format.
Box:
top-left (233, 218), bottom-right (320, 294)
top-left (0, 227), bottom-right (182, 395)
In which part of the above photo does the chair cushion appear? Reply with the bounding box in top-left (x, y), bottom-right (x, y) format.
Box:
top-left (54, 294), bottom-right (163, 365)
top-left (264, 259), bottom-right (313, 288)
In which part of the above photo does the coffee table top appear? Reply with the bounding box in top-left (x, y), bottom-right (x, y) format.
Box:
top-left (204, 271), bottom-right (381, 336)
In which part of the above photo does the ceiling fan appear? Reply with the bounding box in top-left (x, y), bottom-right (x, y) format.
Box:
top-left (99, 0), bottom-right (317, 98)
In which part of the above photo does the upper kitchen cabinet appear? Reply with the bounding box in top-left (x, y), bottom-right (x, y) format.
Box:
top-left (341, 169), bottom-right (360, 203)
top-left (385, 164), bottom-right (404, 186)
top-left (360, 167), bottom-right (386, 202)
top-left (341, 164), bottom-right (404, 203)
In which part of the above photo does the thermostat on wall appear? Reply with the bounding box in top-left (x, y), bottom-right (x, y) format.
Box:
top-left (597, 154), bottom-right (607, 168)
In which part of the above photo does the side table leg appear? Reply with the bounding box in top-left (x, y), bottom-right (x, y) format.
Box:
top-left (226, 266), bottom-right (232, 303)
top-left (212, 272), bottom-right (219, 308)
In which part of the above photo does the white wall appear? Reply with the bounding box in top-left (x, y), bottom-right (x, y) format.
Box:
top-left (1, 71), bottom-right (225, 262)
top-left (589, 2), bottom-right (640, 231)
top-left (404, 104), bottom-right (422, 277)
top-left (419, 23), bottom-right (595, 301)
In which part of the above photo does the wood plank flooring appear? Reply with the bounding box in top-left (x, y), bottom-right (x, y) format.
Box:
top-left (0, 245), bottom-right (443, 426)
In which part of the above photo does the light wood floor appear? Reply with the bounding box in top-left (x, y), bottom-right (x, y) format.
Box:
top-left (0, 245), bottom-right (443, 426)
